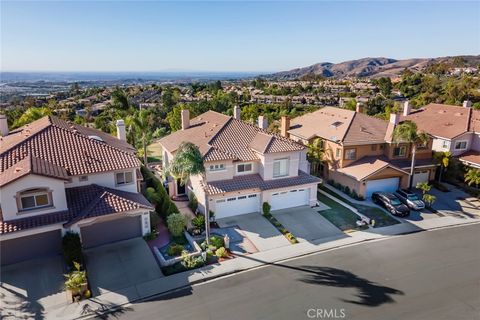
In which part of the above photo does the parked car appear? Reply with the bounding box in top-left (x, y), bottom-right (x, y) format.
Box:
top-left (395, 189), bottom-right (425, 210)
top-left (371, 192), bottom-right (410, 217)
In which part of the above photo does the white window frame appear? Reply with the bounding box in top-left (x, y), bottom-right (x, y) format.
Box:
top-left (273, 158), bottom-right (289, 178)
top-left (116, 171), bottom-right (134, 186)
top-left (344, 148), bottom-right (356, 160)
top-left (236, 163), bottom-right (253, 174)
top-left (17, 188), bottom-right (53, 212)
top-left (394, 146), bottom-right (407, 157)
top-left (208, 163), bottom-right (226, 172)
top-left (454, 140), bottom-right (468, 150)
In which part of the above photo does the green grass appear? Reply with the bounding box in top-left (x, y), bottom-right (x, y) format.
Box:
top-left (319, 186), bottom-right (400, 228)
top-left (317, 193), bottom-right (360, 231)
top-left (147, 141), bottom-right (163, 162)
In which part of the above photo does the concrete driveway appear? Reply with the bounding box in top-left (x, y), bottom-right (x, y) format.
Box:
top-left (272, 206), bottom-right (344, 242)
top-left (84, 238), bottom-right (163, 297)
top-left (217, 212), bottom-right (290, 252)
top-left (0, 256), bottom-right (65, 319)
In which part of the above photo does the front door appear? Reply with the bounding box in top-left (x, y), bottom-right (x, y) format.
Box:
top-left (177, 179), bottom-right (186, 195)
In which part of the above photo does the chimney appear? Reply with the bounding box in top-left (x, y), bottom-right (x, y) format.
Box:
top-left (463, 100), bottom-right (472, 108)
top-left (389, 113), bottom-right (399, 125)
top-left (355, 103), bottom-right (363, 113)
top-left (281, 116), bottom-right (290, 138)
top-left (116, 119), bottom-right (126, 141)
top-left (403, 100), bottom-right (411, 116)
top-left (233, 105), bottom-right (241, 120)
top-left (181, 109), bottom-right (190, 130)
top-left (258, 115), bottom-right (268, 130)
top-left (0, 114), bottom-right (9, 137)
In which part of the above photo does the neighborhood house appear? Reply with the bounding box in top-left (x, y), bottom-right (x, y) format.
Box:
top-left (0, 115), bottom-right (153, 266)
top-left (159, 107), bottom-right (322, 219)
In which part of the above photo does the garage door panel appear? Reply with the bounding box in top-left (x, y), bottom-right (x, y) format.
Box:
top-left (1, 230), bottom-right (62, 266)
top-left (365, 177), bottom-right (399, 198)
top-left (270, 188), bottom-right (309, 211)
top-left (81, 216), bottom-right (142, 249)
top-left (215, 194), bottom-right (260, 219)
top-left (412, 171), bottom-right (429, 187)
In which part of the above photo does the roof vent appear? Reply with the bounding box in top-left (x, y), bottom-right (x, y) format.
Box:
top-left (88, 135), bottom-right (103, 142)
top-left (331, 121), bottom-right (343, 128)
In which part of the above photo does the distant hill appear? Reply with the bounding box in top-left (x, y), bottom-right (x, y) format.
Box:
top-left (264, 55), bottom-right (480, 80)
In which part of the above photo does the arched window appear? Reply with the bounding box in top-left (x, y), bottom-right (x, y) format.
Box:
top-left (17, 188), bottom-right (52, 211)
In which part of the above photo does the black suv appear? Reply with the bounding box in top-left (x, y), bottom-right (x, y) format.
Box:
top-left (372, 192), bottom-right (410, 217)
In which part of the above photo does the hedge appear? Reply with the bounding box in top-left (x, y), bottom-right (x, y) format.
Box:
top-left (141, 166), bottom-right (179, 219)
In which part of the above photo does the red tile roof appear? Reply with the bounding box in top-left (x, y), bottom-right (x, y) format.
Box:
top-left (203, 171), bottom-right (321, 195)
top-left (0, 184), bottom-right (153, 234)
top-left (1, 116), bottom-right (140, 176)
top-left (459, 151), bottom-right (480, 167)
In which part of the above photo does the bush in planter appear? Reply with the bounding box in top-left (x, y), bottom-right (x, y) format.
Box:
top-left (210, 235), bottom-right (224, 249)
top-left (167, 213), bottom-right (187, 237)
top-left (167, 243), bottom-right (184, 256)
top-left (188, 194), bottom-right (199, 212)
top-left (62, 232), bottom-right (83, 268)
top-left (215, 247), bottom-right (228, 258)
top-left (181, 250), bottom-right (204, 269)
top-left (191, 214), bottom-right (205, 230)
top-left (262, 202), bottom-right (271, 217)
top-left (64, 261), bottom-right (87, 296)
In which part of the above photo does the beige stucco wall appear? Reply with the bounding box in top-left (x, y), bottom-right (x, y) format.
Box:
top-left (0, 175), bottom-right (68, 221)
top-left (259, 151), bottom-right (301, 180)
top-left (65, 168), bottom-right (139, 193)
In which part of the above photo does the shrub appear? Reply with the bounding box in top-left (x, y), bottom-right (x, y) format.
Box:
top-left (209, 210), bottom-right (215, 220)
top-left (191, 214), bottom-right (205, 230)
top-left (150, 211), bottom-right (160, 228)
top-left (64, 261), bottom-right (87, 292)
top-left (279, 227), bottom-right (287, 234)
top-left (167, 213), bottom-right (187, 237)
top-left (215, 247), bottom-right (228, 258)
top-left (285, 233), bottom-right (298, 244)
top-left (344, 186), bottom-right (350, 195)
top-left (262, 202), bottom-right (271, 217)
top-left (188, 193), bottom-right (199, 212)
top-left (167, 243), bottom-right (184, 256)
top-left (62, 232), bottom-right (83, 268)
top-left (210, 235), bottom-right (224, 249)
top-left (181, 251), bottom-right (204, 269)
top-left (143, 232), bottom-right (156, 241)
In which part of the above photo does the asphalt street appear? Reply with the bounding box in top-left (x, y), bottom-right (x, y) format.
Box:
top-left (98, 224), bottom-right (480, 320)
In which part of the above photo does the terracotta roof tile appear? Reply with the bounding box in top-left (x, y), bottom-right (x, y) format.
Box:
top-left (459, 151), bottom-right (480, 167)
top-left (0, 184), bottom-right (153, 234)
top-left (203, 171), bottom-right (321, 195)
top-left (1, 116), bottom-right (140, 176)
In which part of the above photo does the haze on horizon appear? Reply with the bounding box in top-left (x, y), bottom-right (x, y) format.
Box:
top-left (1, 1), bottom-right (479, 73)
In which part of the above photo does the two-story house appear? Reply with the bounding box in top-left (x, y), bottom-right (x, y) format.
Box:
top-left (287, 105), bottom-right (437, 198)
top-left (158, 107), bottom-right (321, 219)
top-left (401, 101), bottom-right (480, 169)
top-left (0, 115), bottom-right (153, 266)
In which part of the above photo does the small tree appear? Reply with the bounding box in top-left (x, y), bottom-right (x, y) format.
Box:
top-left (262, 202), bottom-right (271, 217)
top-left (64, 262), bottom-right (87, 294)
top-left (167, 213), bottom-right (187, 237)
top-left (465, 168), bottom-right (480, 188)
top-left (433, 151), bottom-right (452, 182)
top-left (423, 194), bottom-right (437, 208)
top-left (416, 182), bottom-right (431, 195)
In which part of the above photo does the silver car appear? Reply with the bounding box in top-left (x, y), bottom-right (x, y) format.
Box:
top-left (395, 189), bottom-right (425, 210)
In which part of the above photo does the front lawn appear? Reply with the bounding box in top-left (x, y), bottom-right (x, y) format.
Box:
top-left (317, 192), bottom-right (361, 231)
top-left (319, 186), bottom-right (400, 228)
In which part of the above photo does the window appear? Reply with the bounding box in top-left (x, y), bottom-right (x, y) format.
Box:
top-left (18, 188), bottom-right (52, 211)
top-left (394, 146), bottom-right (407, 157)
top-left (238, 196), bottom-right (247, 200)
top-left (344, 148), bottom-right (357, 160)
top-left (336, 148), bottom-right (341, 158)
top-left (442, 140), bottom-right (449, 149)
top-left (79, 175), bottom-right (88, 182)
top-left (216, 199), bottom-right (226, 203)
top-left (209, 163), bottom-right (225, 172)
top-left (371, 144), bottom-right (377, 151)
top-left (273, 158), bottom-right (289, 178)
top-left (454, 141), bottom-right (468, 150)
top-left (227, 197), bottom-right (236, 202)
top-left (116, 171), bottom-right (134, 185)
top-left (248, 194), bottom-right (257, 198)
top-left (416, 141), bottom-right (428, 149)
top-left (237, 163), bottom-right (253, 173)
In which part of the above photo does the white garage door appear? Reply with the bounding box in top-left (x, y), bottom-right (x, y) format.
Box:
top-left (365, 177), bottom-right (399, 198)
top-left (270, 188), bottom-right (309, 211)
top-left (412, 171), bottom-right (430, 187)
top-left (215, 193), bottom-right (260, 219)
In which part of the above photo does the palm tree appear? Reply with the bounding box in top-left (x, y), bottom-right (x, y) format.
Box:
top-left (167, 142), bottom-right (209, 243)
top-left (433, 151), bottom-right (452, 182)
top-left (393, 120), bottom-right (430, 189)
top-left (464, 168), bottom-right (480, 189)
top-left (127, 110), bottom-right (152, 165)
top-left (306, 138), bottom-right (324, 176)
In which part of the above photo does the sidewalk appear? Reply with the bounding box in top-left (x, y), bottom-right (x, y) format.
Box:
top-left (46, 211), bottom-right (480, 320)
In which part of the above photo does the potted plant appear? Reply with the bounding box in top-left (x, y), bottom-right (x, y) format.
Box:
top-left (64, 261), bottom-right (88, 302)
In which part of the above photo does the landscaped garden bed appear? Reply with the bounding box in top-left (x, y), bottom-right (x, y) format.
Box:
top-left (262, 202), bottom-right (299, 244)
top-left (317, 193), bottom-right (364, 231)
top-left (319, 186), bottom-right (399, 228)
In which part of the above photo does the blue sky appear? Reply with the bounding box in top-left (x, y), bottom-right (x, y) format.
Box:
top-left (1, 1), bottom-right (479, 72)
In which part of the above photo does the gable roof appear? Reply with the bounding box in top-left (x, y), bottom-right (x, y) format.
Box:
top-left (0, 184), bottom-right (153, 234)
top-left (160, 111), bottom-right (304, 162)
top-left (0, 155), bottom-right (70, 187)
top-left (401, 103), bottom-right (478, 139)
top-left (337, 156), bottom-right (409, 181)
top-left (0, 116), bottom-right (140, 176)
top-left (289, 107), bottom-right (388, 144)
